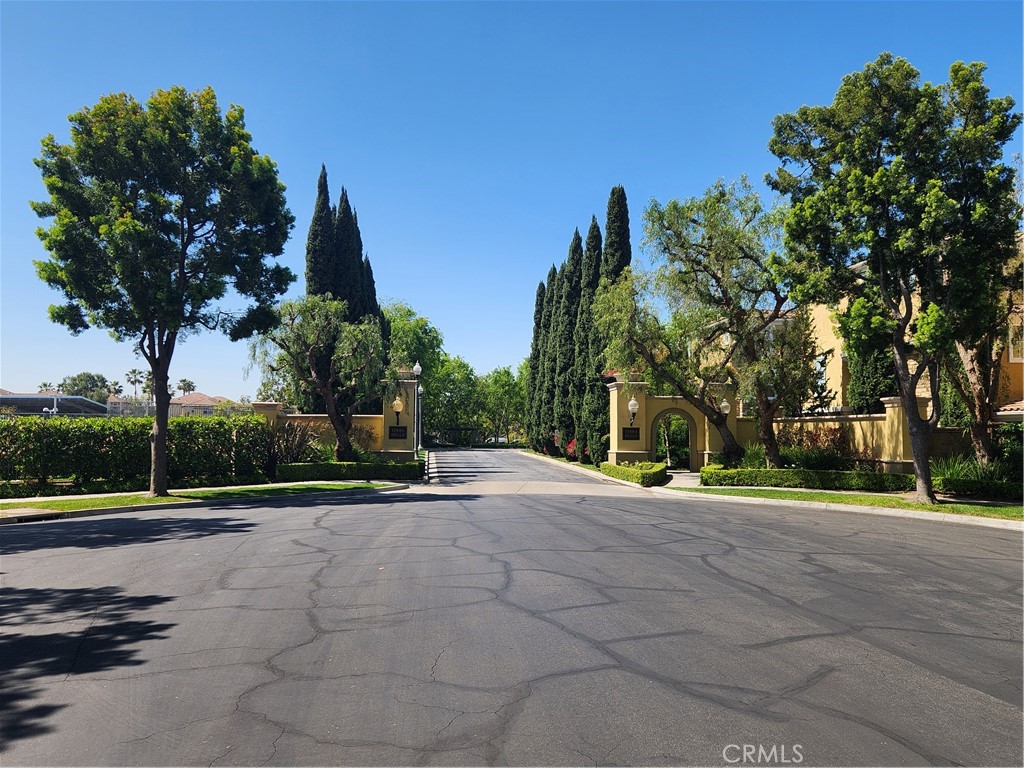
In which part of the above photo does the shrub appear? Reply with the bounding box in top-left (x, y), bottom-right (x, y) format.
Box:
top-left (277, 461), bottom-right (424, 483)
top-left (699, 464), bottom-right (915, 492)
top-left (932, 477), bottom-right (1022, 501)
top-left (600, 461), bottom-right (667, 487)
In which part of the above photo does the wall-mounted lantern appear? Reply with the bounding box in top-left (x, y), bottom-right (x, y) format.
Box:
top-left (627, 395), bottom-right (639, 426)
top-left (392, 395), bottom-right (404, 425)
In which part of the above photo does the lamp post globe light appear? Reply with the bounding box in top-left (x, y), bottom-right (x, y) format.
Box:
top-left (720, 398), bottom-right (731, 415)
top-left (392, 395), bottom-right (404, 425)
top-left (412, 362), bottom-right (422, 452)
top-left (417, 384), bottom-right (424, 451)
top-left (627, 395), bottom-right (639, 426)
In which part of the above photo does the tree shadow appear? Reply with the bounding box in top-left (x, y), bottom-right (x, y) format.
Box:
top-left (0, 585), bottom-right (175, 751)
top-left (0, 515), bottom-right (256, 556)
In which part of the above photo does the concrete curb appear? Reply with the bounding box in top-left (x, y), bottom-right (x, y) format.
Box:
top-left (518, 450), bottom-right (1023, 532)
top-left (0, 483), bottom-right (410, 526)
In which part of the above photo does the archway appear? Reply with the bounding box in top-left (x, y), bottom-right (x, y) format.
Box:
top-left (649, 408), bottom-right (697, 471)
top-left (604, 375), bottom-right (738, 470)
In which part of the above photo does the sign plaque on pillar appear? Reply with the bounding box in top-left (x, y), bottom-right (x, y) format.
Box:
top-left (389, 426), bottom-right (408, 440)
top-left (622, 427), bottom-right (640, 441)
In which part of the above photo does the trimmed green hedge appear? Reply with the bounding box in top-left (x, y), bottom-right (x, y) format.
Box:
top-left (699, 465), bottom-right (916, 492)
top-left (700, 465), bottom-right (1023, 500)
top-left (0, 415), bottom-right (271, 493)
top-left (277, 461), bottom-right (425, 483)
top-left (600, 462), bottom-right (667, 487)
top-left (932, 477), bottom-right (1022, 501)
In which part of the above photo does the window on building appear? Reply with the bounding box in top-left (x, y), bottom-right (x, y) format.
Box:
top-left (1010, 315), bottom-right (1024, 363)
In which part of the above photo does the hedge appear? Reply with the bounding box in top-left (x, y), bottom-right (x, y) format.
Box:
top-left (277, 460), bottom-right (425, 483)
top-left (932, 477), bottom-right (1022, 501)
top-left (699, 465), bottom-right (916, 492)
top-left (600, 462), bottom-right (667, 487)
top-left (0, 415), bottom-right (271, 493)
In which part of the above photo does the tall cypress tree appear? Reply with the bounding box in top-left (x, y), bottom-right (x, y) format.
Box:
top-left (538, 265), bottom-right (562, 452)
top-left (525, 279), bottom-right (546, 448)
top-left (602, 185), bottom-right (631, 281)
top-left (332, 188), bottom-right (367, 320)
top-left (574, 216), bottom-right (604, 461)
top-left (305, 165), bottom-right (334, 296)
top-left (553, 229), bottom-right (584, 451)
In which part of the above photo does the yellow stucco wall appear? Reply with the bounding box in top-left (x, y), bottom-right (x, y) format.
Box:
top-left (808, 303), bottom-right (848, 409)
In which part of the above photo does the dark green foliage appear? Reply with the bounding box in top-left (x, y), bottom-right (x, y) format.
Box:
top-left (524, 280), bottom-right (546, 447)
top-left (537, 266), bottom-right (562, 452)
top-left (700, 465), bottom-right (916, 492)
top-left (574, 216), bottom-right (608, 463)
top-left (305, 165), bottom-right (335, 296)
top-left (931, 477), bottom-right (1022, 501)
top-left (995, 422), bottom-right (1023, 482)
top-left (553, 230), bottom-right (584, 449)
top-left (600, 461), bottom-right (666, 487)
top-left (601, 185), bottom-right (632, 280)
top-left (0, 416), bottom-right (271, 493)
top-left (58, 372), bottom-right (118, 403)
top-left (277, 460), bottom-right (424, 483)
top-left (847, 348), bottom-right (898, 414)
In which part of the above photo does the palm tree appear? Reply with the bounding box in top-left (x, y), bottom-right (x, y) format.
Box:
top-left (125, 369), bottom-right (145, 399)
top-left (176, 378), bottom-right (197, 396)
top-left (37, 381), bottom-right (55, 392)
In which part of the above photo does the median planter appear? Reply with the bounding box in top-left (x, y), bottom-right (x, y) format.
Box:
top-left (277, 461), bottom-right (424, 483)
top-left (600, 461), bottom-right (667, 487)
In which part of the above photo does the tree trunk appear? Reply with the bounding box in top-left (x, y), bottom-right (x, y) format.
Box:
top-left (906, 413), bottom-right (936, 504)
top-left (149, 369), bottom-right (172, 496)
top-left (709, 412), bottom-right (744, 467)
top-left (662, 421), bottom-right (672, 468)
top-left (755, 390), bottom-right (783, 468)
top-left (323, 393), bottom-right (356, 462)
top-left (955, 341), bottom-right (1000, 465)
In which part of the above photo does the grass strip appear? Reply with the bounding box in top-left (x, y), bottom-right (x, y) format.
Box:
top-left (0, 483), bottom-right (386, 514)
top-left (668, 487), bottom-right (1022, 521)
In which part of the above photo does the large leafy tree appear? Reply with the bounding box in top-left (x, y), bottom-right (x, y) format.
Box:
top-left (621, 177), bottom-right (820, 467)
top-left (768, 54), bottom-right (1021, 501)
top-left (479, 366), bottom-right (525, 443)
top-left (33, 86), bottom-right (294, 495)
top-left (58, 371), bottom-right (118, 403)
top-left (262, 295), bottom-right (384, 460)
top-left (425, 354), bottom-right (481, 445)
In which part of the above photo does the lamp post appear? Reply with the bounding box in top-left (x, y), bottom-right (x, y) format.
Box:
top-left (412, 361), bottom-right (423, 452)
top-left (627, 395), bottom-right (639, 426)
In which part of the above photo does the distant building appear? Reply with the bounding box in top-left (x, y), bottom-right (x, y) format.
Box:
top-left (168, 392), bottom-right (231, 417)
top-left (0, 389), bottom-right (108, 416)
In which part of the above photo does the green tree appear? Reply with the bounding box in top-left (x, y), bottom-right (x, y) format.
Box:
top-left (767, 54), bottom-right (1021, 501)
top-left (553, 229), bottom-right (584, 451)
top-left (479, 365), bottom-right (525, 443)
top-left (574, 215), bottom-right (607, 463)
top-left (424, 354), bottom-right (480, 445)
top-left (524, 280), bottom-right (546, 448)
top-left (835, 292), bottom-right (899, 414)
top-left (537, 265), bottom-right (563, 452)
top-left (261, 295), bottom-right (384, 460)
top-left (32, 86), bottom-right (294, 494)
top-left (58, 371), bottom-right (115, 403)
top-left (602, 185), bottom-right (632, 280)
top-left (305, 164), bottom-right (335, 297)
top-left (176, 378), bottom-right (197, 395)
top-left (125, 368), bottom-right (145, 399)
top-left (637, 177), bottom-right (820, 467)
top-left (37, 382), bottom-right (54, 392)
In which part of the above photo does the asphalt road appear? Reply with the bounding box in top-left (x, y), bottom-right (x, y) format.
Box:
top-left (2, 449), bottom-right (1021, 767)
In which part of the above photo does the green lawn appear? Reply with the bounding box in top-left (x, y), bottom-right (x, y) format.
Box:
top-left (0, 482), bottom-right (387, 514)
top-left (669, 487), bottom-right (1022, 521)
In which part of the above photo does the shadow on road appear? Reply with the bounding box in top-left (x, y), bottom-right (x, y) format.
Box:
top-left (0, 585), bottom-right (175, 752)
top-left (0, 515), bottom-right (256, 556)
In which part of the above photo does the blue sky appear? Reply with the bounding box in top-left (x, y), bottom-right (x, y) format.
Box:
top-left (2, 1), bottom-right (1021, 400)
